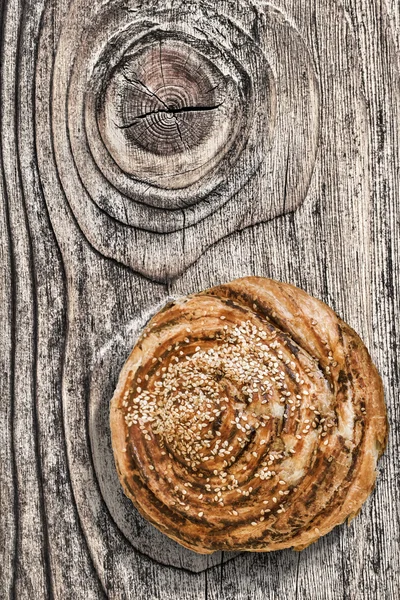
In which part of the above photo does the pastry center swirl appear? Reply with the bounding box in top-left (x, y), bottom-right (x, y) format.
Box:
top-left (123, 315), bottom-right (335, 518)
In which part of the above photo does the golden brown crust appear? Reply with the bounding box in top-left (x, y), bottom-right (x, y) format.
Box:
top-left (110, 277), bottom-right (388, 553)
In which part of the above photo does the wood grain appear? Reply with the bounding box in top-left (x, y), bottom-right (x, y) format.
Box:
top-left (0, 0), bottom-right (399, 598)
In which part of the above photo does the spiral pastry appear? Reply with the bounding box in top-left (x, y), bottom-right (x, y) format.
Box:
top-left (110, 277), bottom-right (387, 553)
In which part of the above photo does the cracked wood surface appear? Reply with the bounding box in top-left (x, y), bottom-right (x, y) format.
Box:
top-left (0, 0), bottom-right (399, 599)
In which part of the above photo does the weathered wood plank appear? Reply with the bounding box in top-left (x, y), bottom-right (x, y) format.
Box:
top-left (0, 2), bottom-right (16, 592)
top-left (1, 0), bottom-right (49, 596)
top-left (0, 0), bottom-right (399, 598)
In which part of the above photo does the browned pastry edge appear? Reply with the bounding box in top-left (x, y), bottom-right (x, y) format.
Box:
top-left (110, 277), bottom-right (388, 554)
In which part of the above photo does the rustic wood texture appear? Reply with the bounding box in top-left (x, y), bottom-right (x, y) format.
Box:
top-left (0, 0), bottom-right (399, 598)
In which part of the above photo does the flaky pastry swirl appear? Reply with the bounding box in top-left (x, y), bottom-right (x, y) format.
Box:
top-left (110, 277), bottom-right (388, 553)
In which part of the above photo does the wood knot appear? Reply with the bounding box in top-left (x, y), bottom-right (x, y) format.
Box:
top-left (98, 36), bottom-right (247, 190)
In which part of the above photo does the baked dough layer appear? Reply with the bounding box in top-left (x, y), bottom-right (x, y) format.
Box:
top-left (110, 277), bottom-right (388, 553)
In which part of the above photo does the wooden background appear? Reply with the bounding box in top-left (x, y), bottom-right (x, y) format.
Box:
top-left (0, 0), bottom-right (399, 598)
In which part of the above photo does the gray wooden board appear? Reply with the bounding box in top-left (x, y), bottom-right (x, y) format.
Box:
top-left (0, 0), bottom-right (399, 598)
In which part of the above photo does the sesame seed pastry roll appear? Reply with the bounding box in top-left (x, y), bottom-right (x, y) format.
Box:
top-left (110, 277), bottom-right (388, 553)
